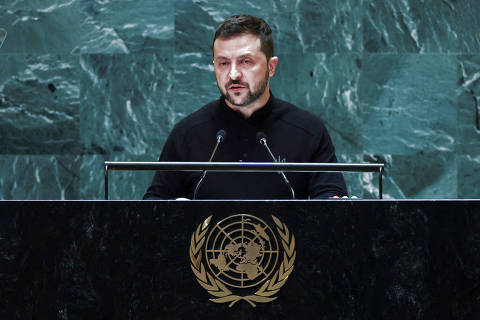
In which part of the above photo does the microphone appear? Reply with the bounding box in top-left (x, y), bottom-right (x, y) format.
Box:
top-left (0, 29), bottom-right (6, 49)
top-left (193, 129), bottom-right (226, 199)
top-left (256, 132), bottom-right (295, 199)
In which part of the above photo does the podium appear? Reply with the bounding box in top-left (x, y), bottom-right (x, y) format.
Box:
top-left (0, 200), bottom-right (479, 319)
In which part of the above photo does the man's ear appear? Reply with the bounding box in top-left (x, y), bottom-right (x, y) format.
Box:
top-left (268, 56), bottom-right (278, 77)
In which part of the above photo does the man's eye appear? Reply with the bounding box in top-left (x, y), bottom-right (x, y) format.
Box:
top-left (219, 62), bottom-right (228, 66)
top-left (242, 60), bottom-right (251, 65)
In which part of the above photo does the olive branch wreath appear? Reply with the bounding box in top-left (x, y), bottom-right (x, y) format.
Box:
top-left (189, 215), bottom-right (296, 307)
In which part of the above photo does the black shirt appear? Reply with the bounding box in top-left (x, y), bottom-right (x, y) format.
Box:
top-left (143, 94), bottom-right (347, 199)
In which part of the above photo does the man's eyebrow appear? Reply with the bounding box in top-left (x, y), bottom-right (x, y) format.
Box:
top-left (238, 54), bottom-right (254, 59)
top-left (215, 53), bottom-right (255, 60)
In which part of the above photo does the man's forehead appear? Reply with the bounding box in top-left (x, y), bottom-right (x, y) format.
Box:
top-left (213, 34), bottom-right (262, 58)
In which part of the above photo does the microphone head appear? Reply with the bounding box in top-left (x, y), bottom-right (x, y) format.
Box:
top-left (216, 129), bottom-right (226, 142)
top-left (256, 131), bottom-right (267, 143)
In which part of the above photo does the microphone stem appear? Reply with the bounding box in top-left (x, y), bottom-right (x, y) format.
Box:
top-left (260, 139), bottom-right (296, 200)
top-left (194, 136), bottom-right (222, 199)
top-left (208, 137), bottom-right (222, 162)
top-left (261, 139), bottom-right (277, 162)
top-left (193, 171), bottom-right (207, 200)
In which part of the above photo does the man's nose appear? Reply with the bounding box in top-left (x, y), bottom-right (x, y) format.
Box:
top-left (229, 63), bottom-right (241, 80)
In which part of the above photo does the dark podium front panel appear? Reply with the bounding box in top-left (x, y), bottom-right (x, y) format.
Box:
top-left (0, 200), bottom-right (479, 319)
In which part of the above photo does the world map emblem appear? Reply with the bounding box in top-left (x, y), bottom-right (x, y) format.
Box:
top-left (189, 214), bottom-right (296, 307)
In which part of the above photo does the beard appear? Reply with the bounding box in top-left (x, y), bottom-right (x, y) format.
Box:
top-left (219, 69), bottom-right (270, 107)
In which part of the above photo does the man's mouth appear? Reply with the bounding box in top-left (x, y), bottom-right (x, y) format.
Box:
top-left (228, 84), bottom-right (246, 92)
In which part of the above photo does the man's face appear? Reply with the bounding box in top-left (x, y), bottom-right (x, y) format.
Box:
top-left (213, 34), bottom-right (276, 108)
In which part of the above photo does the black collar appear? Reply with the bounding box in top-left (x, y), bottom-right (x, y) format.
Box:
top-left (217, 92), bottom-right (275, 127)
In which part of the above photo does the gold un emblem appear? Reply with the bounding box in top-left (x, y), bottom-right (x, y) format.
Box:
top-left (189, 214), bottom-right (296, 307)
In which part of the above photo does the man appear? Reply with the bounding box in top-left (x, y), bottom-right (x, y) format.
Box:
top-left (143, 15), bottom-right (347, 200)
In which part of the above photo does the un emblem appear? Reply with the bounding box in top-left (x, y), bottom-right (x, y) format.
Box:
top-left (189, 214), bottom-right (296, 307)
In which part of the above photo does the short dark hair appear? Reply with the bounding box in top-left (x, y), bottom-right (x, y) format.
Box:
top-left (213, 15), bottom-right (274, 60)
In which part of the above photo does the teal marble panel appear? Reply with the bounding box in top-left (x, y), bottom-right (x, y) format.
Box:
top-left (458, 55), bottom-right (480, 153)
top-left (363, 0), bottom-right (480, 53)
top-left (79, 155), bottom-right (104, 200)
top-left (173, 0), bottom-right (231, 118)
top-left (458, 155), bottom-right (480, 199)
top-left (79, 53), bottom-right (173, 157)
top-left (174, 0), bottom-right (214, 56)
top-left (0, 54), bottom-right (80, 154)
top-left (377, 153), bottom-right (457, 199)
top-left (173, 0), bottom-right (218, 117)
top-left (360, 54), bottom-right (457, 155)
top-left (0, 155), bottom-right (79, 200)
top-left (174, 0), bottom-right (364, 55)
top-left (266, 0), bottom-right (364, 54)
top-left (172, 52), bottom-right (218, 119)
top-left (272, 53), bottom-right (363, 155)
top-left (79, 154), bottom-right (152, 200)
top-left (339, 154), bottom-right (381, 199)
top-left (337, 151), bottom-right (457, 200)
top-left (0, 0), bottom-right (174, 54)
top-left (457, 55), bottom-right (480, 198)
top-left (76, 0), bottom-right (174, 54)
top-left (0, 0), bottom-right (84, 54)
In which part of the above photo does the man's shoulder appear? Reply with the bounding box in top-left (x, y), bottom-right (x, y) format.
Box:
top-left (171, 99), bottom-right (220, 134)
top-left (271, 96), bottom-right (328, 137)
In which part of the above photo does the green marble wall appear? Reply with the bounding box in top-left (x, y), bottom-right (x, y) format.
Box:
top-left (0, 0), bottom-right (479, 200)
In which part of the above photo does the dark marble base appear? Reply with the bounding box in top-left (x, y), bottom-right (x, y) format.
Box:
top-left (0, 200), bottom-right (479, 319)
